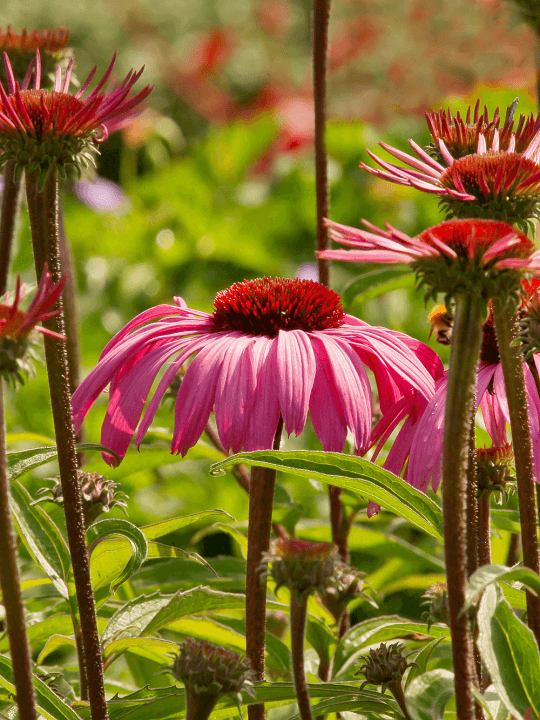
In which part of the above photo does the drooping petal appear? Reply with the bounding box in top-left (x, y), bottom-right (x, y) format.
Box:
top-left (276, 330), bottom-right (316, 437)
top-left (242, 337), bottom-right (282, 451)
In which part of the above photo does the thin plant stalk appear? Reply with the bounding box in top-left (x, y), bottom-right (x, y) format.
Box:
top-left (290, 593), bottom-right (314, 720)
top-left (442, 293), bottom-right (484, 720)
top-left (527, 357), bottom-right (540, 538)
top-left (58, 203), bottom-right (82, 397)
top-left (185, 689), bottom-right (218, 720)
top-left (0, 161), bottom-right (24, 295)
top-left (466, 422), bottom-right (479, 579)
top-left (25, 167), bottom-right (109, 720)
top-left (0, 379), bottom-right (38, 720)
top-left (492, 296), bottom-right (540, 644)
top-left (477, 494), bottom-right (491, 567)
top-left (506, 532), bottom-right (521, 566)
top-left (246, 418), bottom-right (283, 720)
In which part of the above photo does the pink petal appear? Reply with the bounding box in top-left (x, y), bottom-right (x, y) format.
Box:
top-left (276, 330), bottom-right (317, 438)
top-left (242, 337), bottom-right (282, 451)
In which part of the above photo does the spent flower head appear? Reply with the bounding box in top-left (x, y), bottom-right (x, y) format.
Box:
top-left (0, 50), bottom-right (151, 182)
top-left (0, 26), bottom-right (71, 88)
top-left (321, 218), bottom-right (538, 303)
top-left (35, 471), bottom-right (128, 528)
top-left (0, 266), bottom-right (64, 384)
top-left (263, 537), bottom-right (339, 599)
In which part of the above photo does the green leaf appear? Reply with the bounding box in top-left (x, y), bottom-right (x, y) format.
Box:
top-left (0, 654), bottom-right (81, 720)
top-left (9, 480), bottom-right (70, 599)
top-left (103, 637), bottom-right (178, 664)
top-left (7, 443), bottom-right (118, 480)
top-left (464, 565), bottom-right (540, 613)
top-left (102, 592), bottom-right (173, 644)
top-left (146, 542), bottom-right (215, 573)
top-left (211, 451), bottom-right (443, 539)
top-left (405, 636), bottom-right (449, 689)
top-left (405, 669), bottom-right (454, 720)
top-left (477, 584), bottom-right (540, 719)
top-left (139, 586), bottom-right (251, 637)
top-left (37, 635), bottom-right (77, 664)
top-left (141, 510), bottom-right (233, 540)
top-left (342, 266), bottom-right (414, 308)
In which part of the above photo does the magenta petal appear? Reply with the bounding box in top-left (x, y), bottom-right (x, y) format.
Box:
top-left (367, 501), bottom-right (381, 518)
top-left (100, 342), bottom-right (183, 465)
top-left (407, 375), bottom-right (447, 493)
top-left (309, 348), bottom-right (348, 452)
top-left (276, 330), bottom-right (316, 437)
top-left (172, 337), bottom-right (234, 456)
top-left (214, 334), bottom-right (259, 453)
top-left (477, 363), bottom-right (505, 445)
top-left (242, 337), bottom-right (282, 451)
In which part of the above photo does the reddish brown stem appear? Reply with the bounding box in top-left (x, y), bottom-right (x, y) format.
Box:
top-left (246, 419), bottom-right (283, 720)
top-left (290, 593), bottom-right (314, 720)
top-left (0, 162), bottom-right (23, 295)
top-left (492, 296), bottom-right (540, 645)
top-left (313, 0), bottom-right (331, 288)
top-left (442, 294), bottom-right (484, 720)
top-left (477, 494), bottom-right (491, 567)
top-left (0, 380), bottom-right (38, 720)
top-left (25, 168), bottom-right (109, 720)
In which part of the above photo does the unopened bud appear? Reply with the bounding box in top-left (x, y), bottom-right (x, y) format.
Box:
top-left (476, 443), bottom-right (515, 503)
top-left (320, 565), bottom-right (375, 623)
top-left (356, 642), bottom-right (414, 691)
top-left (421, 582), bottom-right (450, 629)
top-left (263, 538), bottom-right (338, 599)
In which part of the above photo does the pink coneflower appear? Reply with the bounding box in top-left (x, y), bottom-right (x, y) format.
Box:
top-left (0, 50), bottom-right (151, 175)
top-left (360, 111), bottom-right (540, 225)
top-left (0, 266), bottom-right (65, 382)
top-left (72, 277), bottom-right (440, 466)
top-left (320, 218), bottom-right (540, 300)
top-left (425, 99), bottom-right (540, 160)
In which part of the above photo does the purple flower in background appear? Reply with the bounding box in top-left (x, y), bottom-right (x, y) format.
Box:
top-left (74, 177), bottom-right (130, 215)
top-left (72, 277), bottom-right (441, 466)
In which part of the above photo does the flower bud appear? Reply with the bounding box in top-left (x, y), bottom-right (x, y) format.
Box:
top-left (263, 538), bottom-right (338, 599)
top-left (355, 642), bottom-right (413, 691)
top-left (421, 582), bottom-right (450, 629)
top-left (36, 471), bottom-right (128, 528)
top-left (171, 639), bottom-right (254, 720)
top-left (476, 443), bottom-right (515, 503)
top-left (320, 565), bottom-right (374, 623)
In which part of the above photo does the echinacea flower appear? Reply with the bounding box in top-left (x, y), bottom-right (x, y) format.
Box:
top-left (0, 266), bottom-right (65, 383)
top-left (425, 99), bottom-right (539, 161)
top-left (360, 109), bottom-right (540, 226)
top-left (72, 277), bottom-right (441, 466)
top-left (320, 218), bottom-right (540, 300)
top-left (0, 26), bottom-right (71, 87)
top-left (0, 50), bottom-right (152, 179)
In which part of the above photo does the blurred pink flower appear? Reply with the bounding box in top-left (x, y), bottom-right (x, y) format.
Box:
top-left (72, 277), bottom-right (441, 466)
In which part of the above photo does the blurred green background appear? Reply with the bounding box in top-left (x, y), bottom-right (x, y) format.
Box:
top-left (1, 0), bottom-right (536, 695)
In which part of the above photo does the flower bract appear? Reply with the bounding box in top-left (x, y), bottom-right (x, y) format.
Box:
top-left (71, 277), bottom-right (441, 466)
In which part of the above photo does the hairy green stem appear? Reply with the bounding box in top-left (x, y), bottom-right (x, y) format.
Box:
top-left (0, 380), bottom-right (38, 720)
top-left (492, 296), bottom-right (540, 645)
top-left (246, 418), bottom-right (283, 720)
top-left (0, 162), bottom-right (24, 295)
top-left (442, 293), bottom-right (484, 720)
top-left (290, 593), bottom-right (313, 720)
top-left (477, 494), bottom-right (491, 567)
top-left (466, 421), bottom-right (479, 579)
top-left (25, 168), bottom-right (109, 720)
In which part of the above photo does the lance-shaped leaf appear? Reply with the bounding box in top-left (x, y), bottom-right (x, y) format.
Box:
top-left (463, 564), bottom-right (540, 613)
top-left (211, 451), bottom-right (443, 539)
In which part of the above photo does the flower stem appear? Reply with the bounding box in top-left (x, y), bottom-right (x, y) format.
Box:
top-left (58, 203), bottom-right (82, 397)
top-left (25, 168), bottom-right (109, 720)
top-left (246, 419), bottom-right (283, 720)
top-left (477, 494), bottom-right (491, 567)
top-left (492, 296), bottom-right (540, 644)
top-left (290, 593), bottom-right (313, 720)
top-left (313, 0), bottom-right (331, 287)
top-left (185, 688), bottom-right (219, 720)
top-left (0, 379), bottom-right (38, 720)
top-left (506, 532), bottom-right (521, 566)
top-left (388, 679), bottom-right (412, 720)
top-left (442, 293), bottom-right (484, 720)
top-left (466, 423), bottom-right (479, 579)
top-left (0, 161), bottom-right (24, 295)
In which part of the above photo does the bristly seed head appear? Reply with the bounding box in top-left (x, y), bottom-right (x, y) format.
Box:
top-left (211, 277), bottom-right (344, 337)
top-left (439, 152), bottom-right (540, 229)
